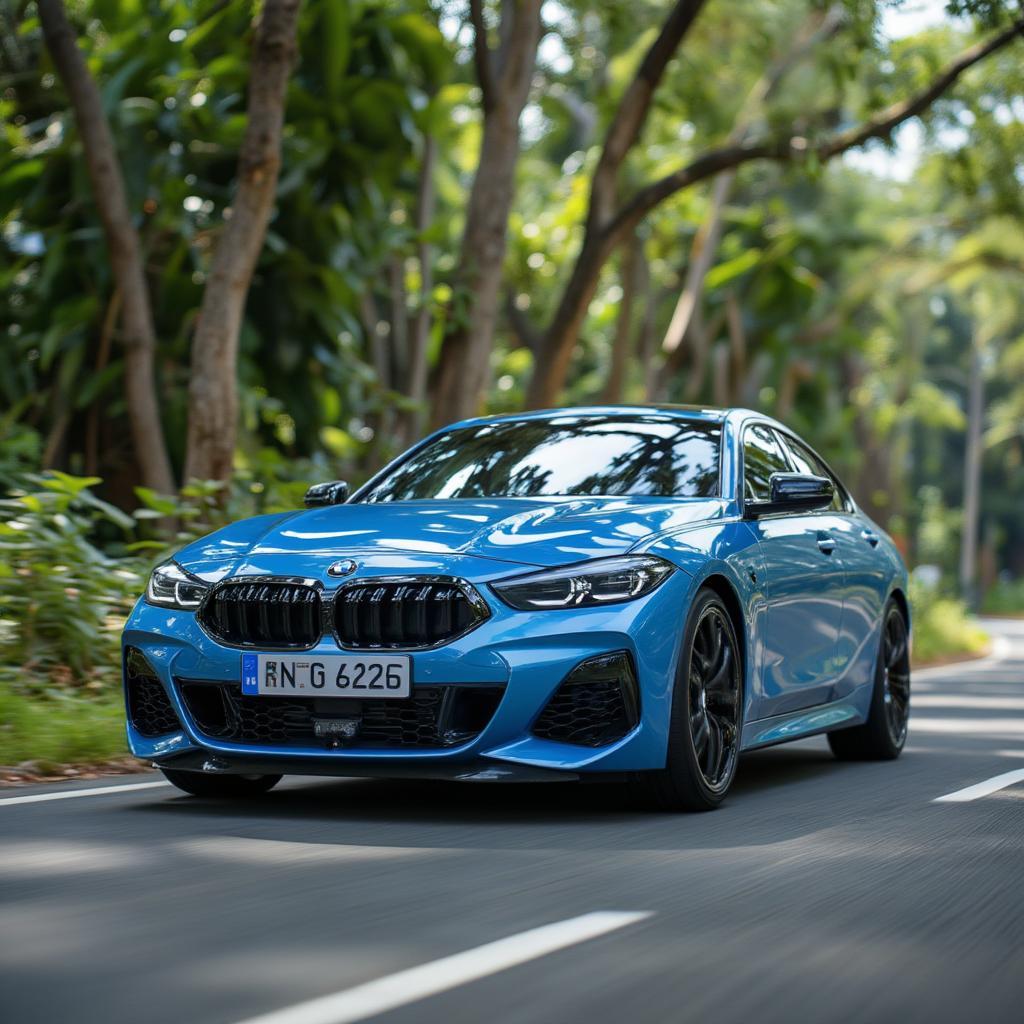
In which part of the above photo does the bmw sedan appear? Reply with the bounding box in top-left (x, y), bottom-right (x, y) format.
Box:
top-left (122, 406), bottom-right (911, 811)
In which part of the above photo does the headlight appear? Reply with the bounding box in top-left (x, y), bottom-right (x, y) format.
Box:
top-left (145, 561), bottom-right (208, 610)
top-left (490, 555), bottom-right (675, 611)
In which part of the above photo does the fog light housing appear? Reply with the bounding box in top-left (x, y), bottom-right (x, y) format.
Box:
top-left (531, 651), bottom-right (640, 747)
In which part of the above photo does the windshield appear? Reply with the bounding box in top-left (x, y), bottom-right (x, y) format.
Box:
top-left (359, 414), bottom-right (721, 501)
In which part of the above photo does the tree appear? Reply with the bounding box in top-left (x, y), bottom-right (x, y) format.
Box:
top-left (525, 12), bottom-right (1024, 408)
top-left (36, 0), bottom-right (175, 495)
top-left (38, 0), bottom-right (303, 491)
top-left (183, 0), bottom-right (302, 484)
top-left (428, 0), bottom-right (543, 429)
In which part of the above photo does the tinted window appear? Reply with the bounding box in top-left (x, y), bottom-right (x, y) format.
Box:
top-left (743, 425), bottom-right (789, 502)
top-left (359, 415), bottom-right (721, 501)
top-left (778, 433), bottom-right (848, 512)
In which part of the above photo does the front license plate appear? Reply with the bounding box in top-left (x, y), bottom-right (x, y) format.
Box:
top-left (241, 653), bottom-right (411, 699)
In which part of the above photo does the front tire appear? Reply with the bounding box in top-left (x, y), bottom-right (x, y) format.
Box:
top-left (636, 588), bottom-right (743, 811)
top-left (160, 768), bottom-right (282, 798)
top-left (828, 600), bottom-right (910, 761)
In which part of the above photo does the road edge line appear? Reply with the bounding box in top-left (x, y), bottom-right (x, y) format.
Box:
top-left (0, 780), bottom-right (170, 807)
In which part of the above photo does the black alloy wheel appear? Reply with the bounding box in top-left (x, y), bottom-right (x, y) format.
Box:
top-left (828, 599), bottom-right (911, 761)
top-left (636, 588), bottom-right (743, 811)
top-left (688, 604), bottom-right (742, 790)
top-left (881, 607), bottom-right (911, 747)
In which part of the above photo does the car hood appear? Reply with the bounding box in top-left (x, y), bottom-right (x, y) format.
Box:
top-left (174, 497), bottom-right (727, 581)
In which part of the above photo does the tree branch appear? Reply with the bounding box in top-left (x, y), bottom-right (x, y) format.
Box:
top-left (469, 0), bottom-right (496, 112)
top-left (613, 18), bottom-right (1024, 242)
top-left (587, 0), bottom-right (707, 230)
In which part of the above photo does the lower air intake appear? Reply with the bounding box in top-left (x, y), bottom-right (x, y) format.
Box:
top-left (177, 679), bottom-right (504, 749)
top-left (124, 647), bottom-right (181, 737)
top-left (532, 651), bottom-right (640, 747)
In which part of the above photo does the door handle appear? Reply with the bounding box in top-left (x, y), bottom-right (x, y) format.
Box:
top-left (816, 536), bottom-right (836, 555)
top-left (861, 530), bottom-right (880, 547)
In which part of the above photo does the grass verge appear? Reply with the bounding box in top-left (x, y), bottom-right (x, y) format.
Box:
top-left (0, 684), bottom-right (127, 773)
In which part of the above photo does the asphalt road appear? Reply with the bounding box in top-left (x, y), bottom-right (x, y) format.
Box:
top-left (3, 619), bottom-right (1024, 1024)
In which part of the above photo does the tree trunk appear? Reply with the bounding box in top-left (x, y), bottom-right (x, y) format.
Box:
top-left (601, 234), bottom-right (640, 403)
top-left (429, 0), bottom-right (543, 429)
top-left (724, 291), bottom-right (746, 404)
top-left (400, 132), bottom-right (437, 447)
top-left (183, 0), bottom-right (301, 484)
top-left (37, 0), bottom-right (175, 495)
top-left (525, 0), bottom-right (708, 409)
top-left (661, 170), bottom-right (735, 358)
top-left (960, 336), bottom-right (984, 608)
top-left (525, 228), bottom-right (621, 408)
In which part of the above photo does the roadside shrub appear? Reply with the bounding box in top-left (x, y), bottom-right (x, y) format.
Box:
top-left (909, 578), bottom-right (989, 665)
top-left (0, 473), bottom-right (145, 694)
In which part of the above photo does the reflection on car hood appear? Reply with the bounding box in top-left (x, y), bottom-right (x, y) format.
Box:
top-left (173, 497), bottom-right (727, 578)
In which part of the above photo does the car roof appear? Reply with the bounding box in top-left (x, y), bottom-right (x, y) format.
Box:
top-left (445, 404), bottom-right (734, 430)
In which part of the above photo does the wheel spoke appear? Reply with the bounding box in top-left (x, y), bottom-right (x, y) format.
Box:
top-left (705, 618), bottom-right (722, 676)
top-left (704, 713), bottom-right (723, 780)
top-left (691, 711), bottom-right (710, 760)
top-left (886, 630), bottom-right (907, 668)
top-left (704, 645), bottom-right (735, 707)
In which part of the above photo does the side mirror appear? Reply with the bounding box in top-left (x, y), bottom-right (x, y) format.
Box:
top-left (744, 473), bottom-right (833, 518)
top-left (304, 480), bottom-right (349, 508)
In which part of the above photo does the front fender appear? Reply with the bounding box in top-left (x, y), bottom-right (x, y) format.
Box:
top-left (641, 518), bottom-right (766, 725)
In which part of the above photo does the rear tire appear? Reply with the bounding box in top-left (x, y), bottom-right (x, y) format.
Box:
top-left (828, 599), bottom-right (910, 761)
top-left (634, 588), bottom-right (743, 812)
top-left (160, 768), bottom-right (282, 798)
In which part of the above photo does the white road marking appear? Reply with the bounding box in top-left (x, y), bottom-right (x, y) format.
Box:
top-left (0, 780), bottom-right (169, 807)
top-left (910, 717), bottom-right (1024, 736)
top-left (231, 911), bottom-right (652, 1024)
top-left (912, 695), bottom-right (1024, 711)
top-left (934, 768), bottom-right (1024, 803)
top-left (179, 836), bottom-right (447, 865)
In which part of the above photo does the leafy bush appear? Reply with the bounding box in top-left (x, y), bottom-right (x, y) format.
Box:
top-left (981, 578), bottom-right (1024, 616)
top-left (909, 579), bottom-right (989, 666)
top-left (0, 472), bottom-right (145, 694)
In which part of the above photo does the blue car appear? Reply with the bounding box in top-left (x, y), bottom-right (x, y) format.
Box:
top-left (122, 406), bottom-right (911, 811)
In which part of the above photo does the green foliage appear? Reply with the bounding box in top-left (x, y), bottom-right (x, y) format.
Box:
top-left (0, 473), bottom-right (143, 694)
top-left (909, 579), bottom-right (989, 665)
top-left (981, 578), bottom-right (1024, 616)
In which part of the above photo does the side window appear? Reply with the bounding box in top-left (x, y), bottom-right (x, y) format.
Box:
top-left (778, 434), bottom-right (849, 512)
top-left (742, 425), bottom-right (789, 502)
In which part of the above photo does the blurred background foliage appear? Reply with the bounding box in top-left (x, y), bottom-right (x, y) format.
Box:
top-left (1, 0), bottom-right (1023, 766)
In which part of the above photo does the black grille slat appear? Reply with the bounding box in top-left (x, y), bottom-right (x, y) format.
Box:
top-left (177, 680), bottom-right (503, 749)
top-left (198, 580), bottom-right (322, 648)
top-left (333, 578), bottom-right (486, 649)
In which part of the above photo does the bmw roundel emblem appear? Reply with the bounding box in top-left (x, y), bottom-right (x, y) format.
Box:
top-left (327, 559), bottom-right (358, 578)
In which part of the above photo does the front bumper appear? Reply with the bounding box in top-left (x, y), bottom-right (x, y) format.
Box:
top-left (121, 568), bottom-right (692, 775)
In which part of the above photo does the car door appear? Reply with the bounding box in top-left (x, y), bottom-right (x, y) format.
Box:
top-left (743, 424), bottom-right (845, 718)
top-left (777, 431), bottom-right (886, 699)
